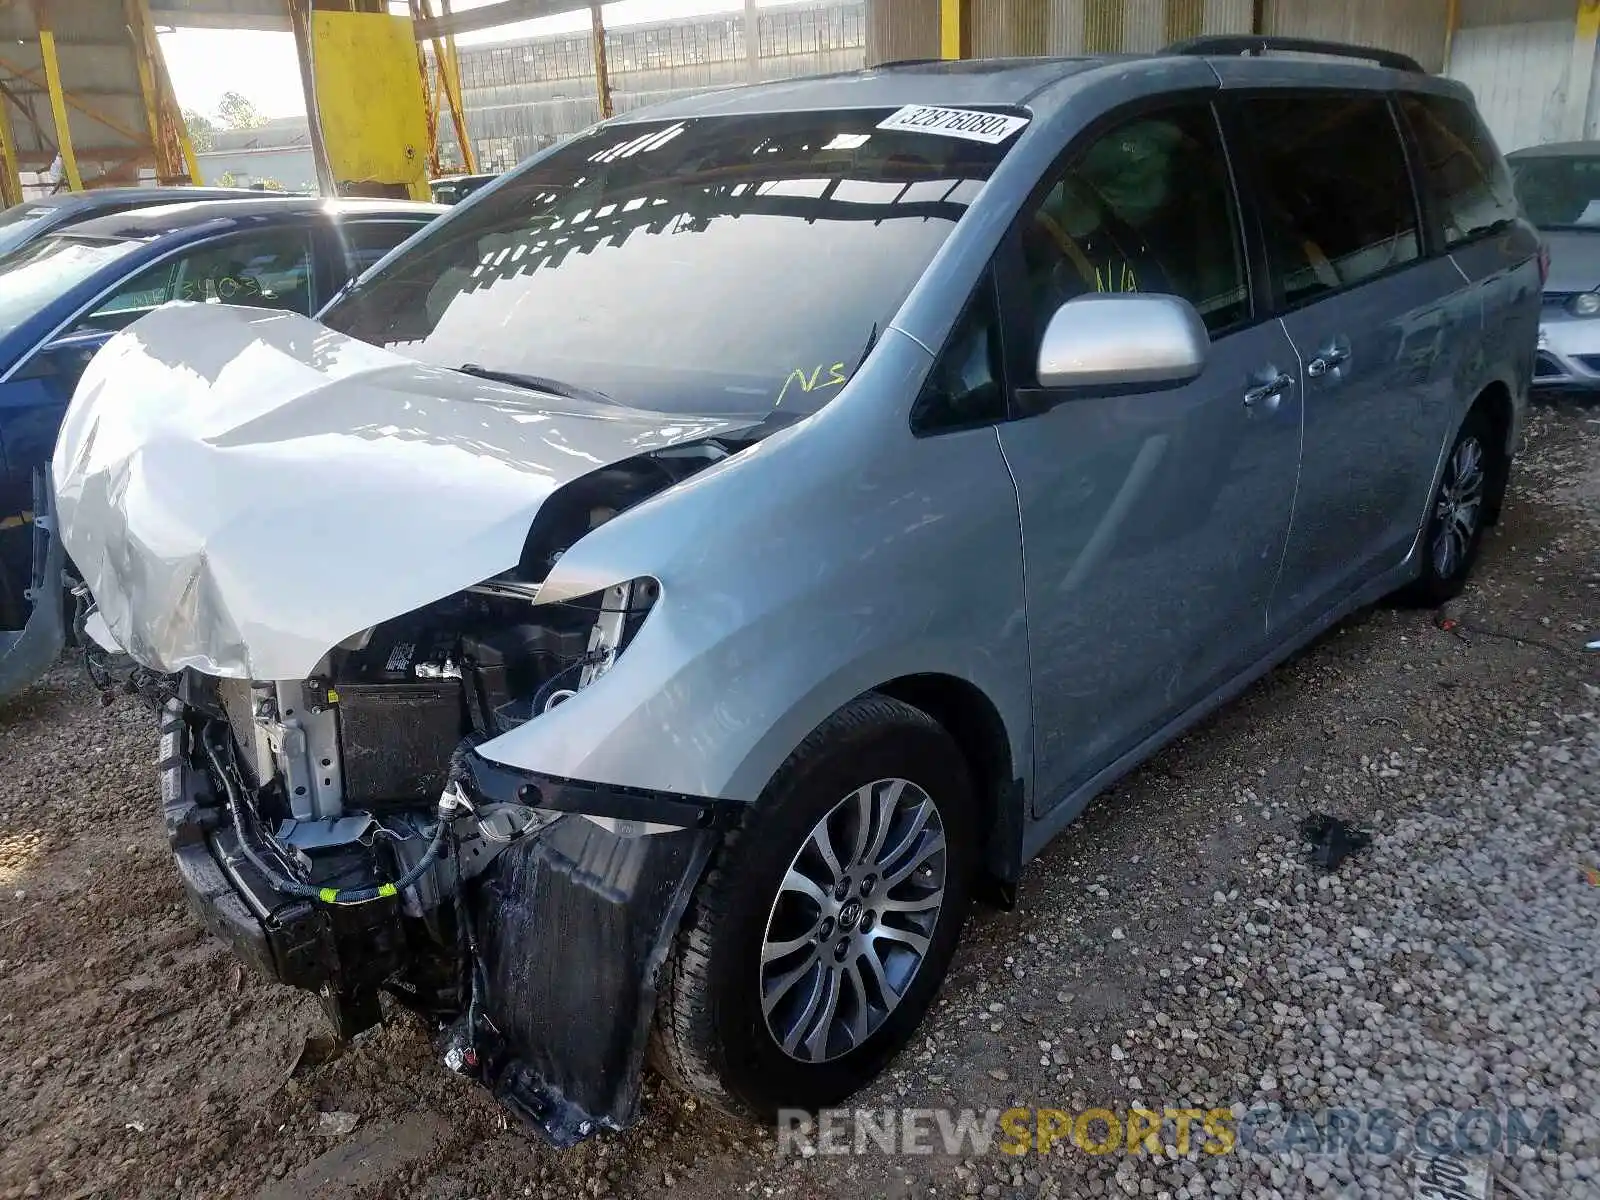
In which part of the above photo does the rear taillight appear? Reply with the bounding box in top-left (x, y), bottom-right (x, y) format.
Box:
top-left (1538, 241), bottom-right (1551, 285)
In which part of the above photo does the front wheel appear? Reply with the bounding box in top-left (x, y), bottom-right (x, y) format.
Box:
top-left (654, 693), bottom-right (976, 1119)
top-left (1399, 407), bottom-right (1496, 608)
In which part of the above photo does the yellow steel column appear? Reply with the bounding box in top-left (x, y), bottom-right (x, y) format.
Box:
top-left (432, 0), bottom-right (478, 172)
top-left (1567, 0), bottom-right (1600, 139)
top-left (590, 3), bottom-right (613, 119)
top-left (0, 92), bottom-right (21, 206)
top-left (35, 18), bottom-right (83, 191)
top-left (940, 0), bottom-right (969, 60)
top-left (123, 0), bottom-right (163, 171)
top-left (1442, 0), bottom-right (1459, 72)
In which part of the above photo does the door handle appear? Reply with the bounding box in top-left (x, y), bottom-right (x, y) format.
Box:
top-left (1306, 344), bottom-right (1351, 378)
top-left (1243, 372), bottom-right (1294, 409)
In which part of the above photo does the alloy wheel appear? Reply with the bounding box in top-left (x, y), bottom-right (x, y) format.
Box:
top-left (759, 777), bottom-right (947, 1063)
top-left (1432, 434), bottom-right (1485, 580)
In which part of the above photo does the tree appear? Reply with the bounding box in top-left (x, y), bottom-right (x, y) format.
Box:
top-left (216, 91), bottom-right (264, 131)
top-left (182, 109), bottom-right (215, 153)
top-left (216, 170), bottom-right (239, 187)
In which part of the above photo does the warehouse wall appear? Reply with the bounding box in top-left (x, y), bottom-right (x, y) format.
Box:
top-left (1447, 0), bottom-right (1584, 153)
top-left (864, 0), bottom-right (1449, 66)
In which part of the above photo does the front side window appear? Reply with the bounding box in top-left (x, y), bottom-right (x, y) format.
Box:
top-left (0, 235), bottom-right (143, 341)
top-left (321, 109), bottom-right (1022, 418)
top-left (84, 228), bottom-right (315, 330)
top-left (912, 275), bottom-right (1004, 433)
top-left (1016, 102), bottom-right (1249, 361)
top-left (1244, 94), bottom-right (1420, 306)
top-left (1401, 94), bottom-right (1519, 244)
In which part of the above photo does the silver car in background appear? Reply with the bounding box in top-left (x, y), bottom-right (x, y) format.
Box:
top-left (1510, 140), bottom-right (1600, 388)
top-left (52, 37), bottom-right (1538, 1142)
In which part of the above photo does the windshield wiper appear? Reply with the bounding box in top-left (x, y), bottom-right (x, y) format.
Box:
top-left (455, 363), bottom-right (618, 406)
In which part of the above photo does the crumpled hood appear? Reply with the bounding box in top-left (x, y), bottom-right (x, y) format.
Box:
top-left (52, 304), bottom-right (745, 680)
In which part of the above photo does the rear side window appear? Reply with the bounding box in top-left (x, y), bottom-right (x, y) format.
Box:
top-left (1243, 94), bottom-right (1420, 307)
top-left (1401, 94), bottom-right (1519, 245)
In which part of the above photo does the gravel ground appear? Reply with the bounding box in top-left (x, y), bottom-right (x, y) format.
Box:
top-left (0, 401), bottom-right (1596, 1200)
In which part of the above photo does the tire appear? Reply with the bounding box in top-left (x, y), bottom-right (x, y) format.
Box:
top-left (1399, 406), bottom-right (1496, 608)
top-left (654, 693), bottom-right (976, 1119)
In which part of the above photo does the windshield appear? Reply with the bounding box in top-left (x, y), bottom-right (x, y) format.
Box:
top-left (1510, 153), bottom-right (1600, 229)
top-left (322, 108), bottom-right (1023, 417)
top-left (0, 202), bottom-right (64, 257)
top-left (0, 235), bottom-right (144, 340)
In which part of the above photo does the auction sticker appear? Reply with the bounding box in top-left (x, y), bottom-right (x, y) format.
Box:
top-left (877, 104), bottom-right (1029, 144)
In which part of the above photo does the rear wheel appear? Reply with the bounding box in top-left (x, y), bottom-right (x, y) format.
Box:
top-left (1400, 407), bottom-right (1495, 607)
top-left (655, 693), bottom-right (975, 1118)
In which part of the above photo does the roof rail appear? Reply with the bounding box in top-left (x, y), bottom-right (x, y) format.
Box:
top-left (1164, 35), bottom-right (1424, 74)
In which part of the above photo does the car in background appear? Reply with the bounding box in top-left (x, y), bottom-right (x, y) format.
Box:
top-left (1508, 141), bottom-right (1600, 388)
top-left (0, 186), bottom-right (265, 257)
top-left (0, 195), bottom-right (445, 701)
top-left (429, 173), bottom-right (498, 204)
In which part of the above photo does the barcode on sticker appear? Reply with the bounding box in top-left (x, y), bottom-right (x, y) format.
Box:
top-left (877, 105), bottom-right (1029, 145)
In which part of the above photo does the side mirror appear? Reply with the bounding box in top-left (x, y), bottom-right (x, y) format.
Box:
top-left (1035, 294), bottom-right (1209, 392)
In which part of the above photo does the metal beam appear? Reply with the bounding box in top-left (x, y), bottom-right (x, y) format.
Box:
top-left (939, 0), bottom-right (968, 60)
top-left (412, 0), bottom-right (582, 41)
top-left (590, 2), bottom-right (611, 120)
top-left (414, 0), bottom-right (476, 173)
top-left (1569, 0), bottom-right (1600, 139)
top-left (34, 16), bottom-right (83, 189)
top-left (0, 54), bottom-right (149, 144)
top-left (0, 83), bottom-right (20, 206)
top-left (124, 0), bottom-right (168, 177)
top-left (744, 0), bottom-right (759, 82)
top-left (285, 0), bottom-right (336, 195)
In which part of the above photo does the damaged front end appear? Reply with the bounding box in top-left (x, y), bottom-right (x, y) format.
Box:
top-left (53, 306), bottom-right (760, 1143)
top-left (155, 505), bottom-right (736, 1143)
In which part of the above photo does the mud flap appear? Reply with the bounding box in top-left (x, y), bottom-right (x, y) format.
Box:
top-left (449, 814), bottom-right (715, 1146)
top-left (0, 473), bottom-right (65, 704)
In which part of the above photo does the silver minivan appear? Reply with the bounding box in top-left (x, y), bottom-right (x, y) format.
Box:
top-left (52, 36), bottom-right (1539, 1142)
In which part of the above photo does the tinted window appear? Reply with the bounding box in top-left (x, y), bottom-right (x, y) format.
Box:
top-left (1245, 95), bottom-right (1419, 306)
top-left (0, 204), bottom-right (60, 257)
top-left (912, 275), bottom-right (1004, 433)
top-left (1509, 153), bottom-right (1600, 231)
top-left (84, 229), bottom-right (315, 329)
top-left (1402, 94), bottom-right (1519, 243)
top-left (1017, 103), bottom-right (1248, 350)
top-left (0, 235), bottom-right (142, 340)
top-left (339, 220), bottom-right (429, 275)
top-left (322, 110), bottom-right (1020, 418)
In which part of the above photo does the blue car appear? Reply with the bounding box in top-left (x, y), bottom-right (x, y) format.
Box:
top-left (0, 195), bottom-right (445, 698)
top-left (0, 186), bottom-right (265, 257)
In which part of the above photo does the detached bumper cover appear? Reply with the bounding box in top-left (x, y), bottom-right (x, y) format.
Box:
top-left (454, 815), bottom-right (718, 1145)
top-left (158, 699), bottom-right (727, 1145)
